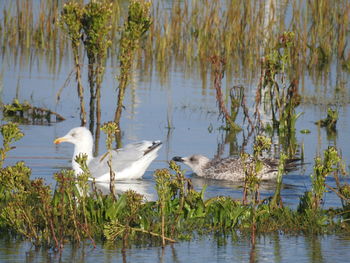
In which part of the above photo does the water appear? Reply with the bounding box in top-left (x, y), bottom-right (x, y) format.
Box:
top-left (2, 60), bottom-right (349, 262)
top-left (2, 234), bottom-right (350, 263)
top-left (1, 1), bottom-right (350, 262)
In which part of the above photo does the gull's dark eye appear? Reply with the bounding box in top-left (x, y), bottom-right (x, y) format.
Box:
top-left (190, 157), bottom-right (195, 162)
top-left (71, 132), bottom-right (76, 137)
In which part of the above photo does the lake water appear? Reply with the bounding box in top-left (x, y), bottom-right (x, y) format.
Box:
top-left (2, 234), bottom-right (350, 263)
top-left (1, 0), bottom-right (350, 262)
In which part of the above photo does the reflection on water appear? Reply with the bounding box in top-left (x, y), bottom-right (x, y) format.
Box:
top-left (2, 234), bottom-right (350, 263)
top-left (93, 180), bottom-right (156, 201)
top-left (88, 170), bottom-right (345, 211)
top-left (91, 174), bottom-right (303, 204)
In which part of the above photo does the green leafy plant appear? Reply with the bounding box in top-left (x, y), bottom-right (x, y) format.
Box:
top-left (114, 0), bottom-right (152, 145)
top-left (0, 122), bottom-right (24, 167)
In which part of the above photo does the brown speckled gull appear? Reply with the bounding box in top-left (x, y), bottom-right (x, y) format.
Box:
top-left (172, 154), bottom-right (298, 181)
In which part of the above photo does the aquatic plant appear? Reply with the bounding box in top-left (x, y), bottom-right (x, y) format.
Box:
top-left (82, 1), bottom-right (113, 130)
top-left (101, 122), bottom-right (119, 198)
top-left (59, 2), bottom-right (86, 125)
top-left (255, 31), bottom-right (302, 158)
top-left (315, 108), bottom-right (338, 132)
top-left (58, 0), bottom-right (113, 129)
top-left (257, 32), bottom-right (300, 128)
top-left (298, 147), bottom-right (345, 213)
top-left (114, 0), bottom-right (152, 145)
top-left (270, 153), bottom-right (288, 209)
top-left (0, 122), bottom-right (24, 167)
top-left (3, 99), bottom-right (65, 124)
top-left (211, 56), bottom-right (242, 131)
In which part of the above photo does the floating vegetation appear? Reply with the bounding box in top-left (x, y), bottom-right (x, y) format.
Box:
top-left (0, 124), bottom-right (349, 252)
top-left (300, 129), bottom-right (311, 134)
top-left (315, 108), bottom-right (338, 132)
top-left (3, 99), bottom-right (65, 124)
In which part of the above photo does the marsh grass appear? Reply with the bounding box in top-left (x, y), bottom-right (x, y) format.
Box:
top-left (1, 0), bottom-right (348, 90)
top-left (143, 0), bottom-right (350, 83)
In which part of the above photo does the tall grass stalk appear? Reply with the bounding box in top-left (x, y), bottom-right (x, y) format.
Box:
top-left (114, 0), bottom-right (151, 147)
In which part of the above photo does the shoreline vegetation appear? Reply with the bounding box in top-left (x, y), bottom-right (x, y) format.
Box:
top-left (0, 0), bottom-right (349, 256)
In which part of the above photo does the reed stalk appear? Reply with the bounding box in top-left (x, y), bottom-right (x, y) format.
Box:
top-left (114, 0), bottom-right (151, 146)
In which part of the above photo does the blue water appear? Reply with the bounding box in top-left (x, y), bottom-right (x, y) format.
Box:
top-left (1, 234), bottom-right (350, 263)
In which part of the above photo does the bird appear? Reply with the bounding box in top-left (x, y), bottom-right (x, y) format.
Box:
top-left (172, 154), bottom-right (299, 181)
top-left (54, 127), bottom-right (162, 182)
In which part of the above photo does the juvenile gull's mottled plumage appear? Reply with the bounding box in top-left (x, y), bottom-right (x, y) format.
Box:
top-left (54, 127), bottom-right (162, 182)
top-left (172, 154), bottom-right (295, 181)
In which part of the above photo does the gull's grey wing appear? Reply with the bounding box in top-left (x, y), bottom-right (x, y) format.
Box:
top-left (88, 141), bottom-right (161, 178)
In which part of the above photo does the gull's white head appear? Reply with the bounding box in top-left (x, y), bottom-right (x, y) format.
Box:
top-left (54, 127), bottom-right (93, 147)
top-left (54, 127), bottom-right (94, 175)
top-left (172, 154), bottom-right (210, 177)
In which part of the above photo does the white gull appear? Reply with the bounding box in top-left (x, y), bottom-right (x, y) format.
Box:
top-left (54, 127), bottom-right (162, 182)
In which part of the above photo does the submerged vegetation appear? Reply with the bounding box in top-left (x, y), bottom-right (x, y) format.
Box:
top-left (0, 123), bottom-right (349, 252)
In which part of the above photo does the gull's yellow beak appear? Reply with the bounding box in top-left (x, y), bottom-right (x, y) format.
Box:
top-left (54, 137), bottom-right (68, 144)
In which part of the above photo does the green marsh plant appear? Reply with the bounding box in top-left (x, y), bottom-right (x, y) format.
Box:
top-left (59, 1), bottom-right (113, 129)
top-left (257, 32), bottom-right (301, 130)
top-left (298, 147), bottom-right (344, 212)
top-left (315, 108), bottom-right (338, 132)
top-left (114, 0), bottom-right (152, 146)
top-left (256, 32), bottom-right (302, 157)
top-left (59, 2), bottom-right (86, 125)
top-left (101, 122), bottom-right (119, 198)
top-left (82, 1), bottom-right (112, 131)
top-left (0, 122), bottom-right (24, 167)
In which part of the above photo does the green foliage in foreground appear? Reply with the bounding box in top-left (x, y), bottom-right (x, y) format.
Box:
top-left (0, 123), bottom-right (349, 251)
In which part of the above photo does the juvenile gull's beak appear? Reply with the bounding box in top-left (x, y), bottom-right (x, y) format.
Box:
top-left (54, 137), bottom-right (69, 144)
top-left (172, 156), bottom-right (185, 162)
